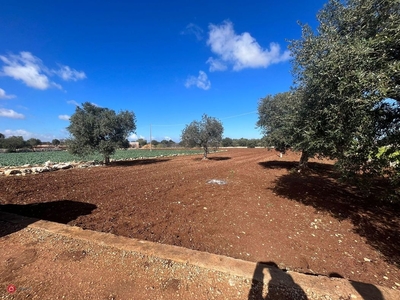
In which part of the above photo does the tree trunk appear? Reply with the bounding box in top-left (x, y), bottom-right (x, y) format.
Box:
top-left (203, 146), bottom-right (208, 160)
top-left (104, 156), bottom-right (110, 165)
top-left (298, 150), bottom-right (309, 169)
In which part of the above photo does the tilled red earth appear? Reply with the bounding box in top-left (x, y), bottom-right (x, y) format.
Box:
top-left (1, 148), bottom-right (399, 289)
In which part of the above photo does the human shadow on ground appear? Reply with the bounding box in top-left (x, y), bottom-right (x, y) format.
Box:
top-left (248, 261), bottom-right (307, 300)
top-left (108, 158), bottom-right (170, 167)
top-left (351, 280), bottom-right (384, 300)
top-left (259, 160), bottom-right (400, 268)
top-left (0, 200), bottom-right (97, 238)
top-left (329, 273), bottom-right (384, 300)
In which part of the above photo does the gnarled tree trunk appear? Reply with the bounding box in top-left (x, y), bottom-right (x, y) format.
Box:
top-left (203, 145), bottom-right (209, 160)
top-left (298, 150), bottom-right (309, 169)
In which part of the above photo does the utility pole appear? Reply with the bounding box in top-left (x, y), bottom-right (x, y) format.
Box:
top-left (150, 124), bottom-right (152, 152)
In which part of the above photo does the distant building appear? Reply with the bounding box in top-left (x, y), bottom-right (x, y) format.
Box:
top-left (129, 142), bottom-right (139, 149)
top-left (32, 145), bottom-right (66, 151)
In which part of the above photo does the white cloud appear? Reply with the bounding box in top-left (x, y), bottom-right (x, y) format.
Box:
top-left (58, 114), bottom-right (70, 120)
top-left (55, 65), bottom-right (86, 81)
top-left (0, 88), bottom-right (16, 99)
top-left (67, 100), bottom-right (80, 106)
top-left (2, 129), bottom-right (58, 141)
top-left (206, 57), bottom-right (227, 72)
top-left (0, 108), bottom-right (25, 119)
top-left (185, 71), bottom-right (211, 90)
top-left (206, 20), bottom-right (290, 71)
top-left (0, 51), bottom-right (86, 90)
top-left (3, 129), bottom-right (31, 138)
top-left (181, 23), bottom-right (204, 40)
top-left (128, 133), bottom-right (138, 141)
top-left (0, 52), bottom-right (52, 89)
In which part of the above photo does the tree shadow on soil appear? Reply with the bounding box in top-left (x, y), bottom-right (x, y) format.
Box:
top-left (0, 200), bottom-right (97, 238)
top-left (193, 156), bottom-right (231, 161)
top-left (259, 161), bottom-right (336, 174)
top-left (108, 158), bottom-right (170, 167)
top-left (260, 160), bottom-right (400, 268)
top-left (248, 261), bottom-right (307, 300)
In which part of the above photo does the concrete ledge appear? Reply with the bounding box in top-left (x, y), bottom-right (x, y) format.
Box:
top-left (1, 211), bottom-right (399, 299)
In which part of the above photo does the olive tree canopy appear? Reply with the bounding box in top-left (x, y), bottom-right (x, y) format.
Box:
top-left (257, 91), bottom-right (312, 167)
top-left (67, 102), bottom-right (136, 164)
top-left (181, 114), bottom-right (223, 159)
top-left (288, 0), bottom-right (400, 177)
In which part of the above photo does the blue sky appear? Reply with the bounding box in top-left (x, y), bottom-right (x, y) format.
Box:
top-left (0, 0), bottom-right (327, 142)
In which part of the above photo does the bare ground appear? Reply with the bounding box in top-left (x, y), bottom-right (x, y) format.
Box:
top-left (1, 148), bottom-right (399, 293)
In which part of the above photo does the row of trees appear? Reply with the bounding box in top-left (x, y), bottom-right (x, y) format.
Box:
top-left (65, 104), bottom-right (224, 162)
top-left (135, 137), bottom-right (262, 148)
top-left (2, 103), bottom-right (255, 162)
top-left (137, 138), bottom-right (178, 148)
top-left (257, 0), bottom-right (399, 187)
top-left (4, 0), bottom-right (398, 177)
top-left (0, 134), bottom-right (62, 152)
top-left (221, 137), bottom-right (263, 148)
top-left (9, 0), bottom-right (398, 177)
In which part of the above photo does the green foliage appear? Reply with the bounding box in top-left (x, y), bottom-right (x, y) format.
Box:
top-left (288, 0), bottom-right (400, 177)
top-left (228, 138), bottom-right (263, 148)
top-left (0, 149), bottom-right (204, 167)
top-left (52, 139), bottom-right (61, 146)
top-left (221, 137), bottom-right (233, 147)
top-left (67, 102), bottom-right (136, 164)
top-left (257, 91), bottom-right (313, 167)
top-left (137, 138), bottom-right (147, 147)
top-left (158, 140), bottom-right (176, 148)
top-left (247, 140), bottom-right (256, 148)
top-left (0, 136), bottom-right (26, 152)
top-left (237, 138), bottom-right (249, 147)
top-left (27, 138), bottom-right (41, 149)
top-left (377, 146), bottom-right (400, 162)
top-left (181, 114), bottom-right (224, 158)
top-left (257, 92), bottom-right (297, 153)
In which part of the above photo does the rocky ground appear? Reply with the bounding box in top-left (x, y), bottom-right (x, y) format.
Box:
top-left (1, 148), bottom-right (399, 295)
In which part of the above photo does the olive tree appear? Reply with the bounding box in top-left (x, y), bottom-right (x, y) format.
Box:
top-left (52, 139), bottom-right (61, 146)
top-left (1, 136), bottom-right (26, 152)
top-left (289, 0), bottom-right (400, 177)
top-left (27, 138), bottom-right (41, 150)
top-left (0, 133), bottom-right (4, 149)
top-left (136, 138), bottom-right (147, 147)
top-left (257, 91), bottom-right (322, 168)
top-left (67, 102), bottom-right (136, 164)
top-left (222, 137), bottom-right (233, 147)
top-left (181, 114), bottom-right (223, 159)
top-left (257, 92), bottom-right (296, 152)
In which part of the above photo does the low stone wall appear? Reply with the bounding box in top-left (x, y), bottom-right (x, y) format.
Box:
top-left (0, 161), bottom-right (102, 176)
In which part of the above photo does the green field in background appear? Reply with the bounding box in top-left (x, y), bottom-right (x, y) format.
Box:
top-left (0, 149), bottom-right (203, 167)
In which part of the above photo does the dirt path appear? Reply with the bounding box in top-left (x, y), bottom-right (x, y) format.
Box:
top-left (1, 212), bottom-right (398, 299)
top-left (1, 148), bottom-right (399, 291)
